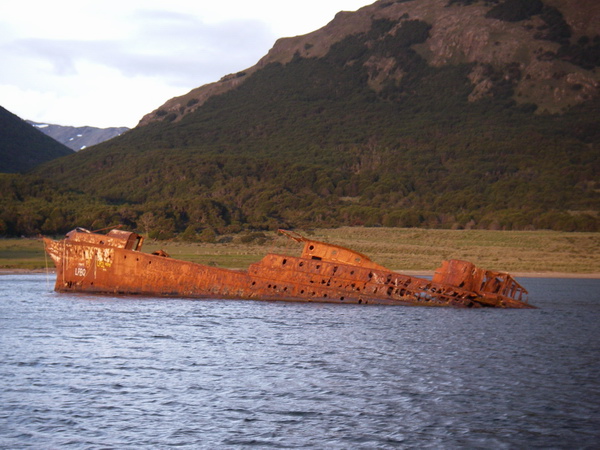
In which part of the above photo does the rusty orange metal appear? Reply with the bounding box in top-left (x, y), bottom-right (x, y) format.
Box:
top-left (43, 227), bottom-right (533, 308)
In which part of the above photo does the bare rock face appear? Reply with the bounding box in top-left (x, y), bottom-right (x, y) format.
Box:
top-left (417, 0), bottom-right (599, 112)
top-left (138, 0), bottom-right (599, 126)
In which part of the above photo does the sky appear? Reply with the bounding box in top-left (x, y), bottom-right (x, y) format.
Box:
top-left (0, 1), bottom-right (372, 129)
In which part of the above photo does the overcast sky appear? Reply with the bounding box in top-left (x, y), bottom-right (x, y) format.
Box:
top-left (0, 1), bottom-right (372, 129)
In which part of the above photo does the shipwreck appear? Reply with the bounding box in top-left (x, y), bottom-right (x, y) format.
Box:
top-left (43, 227), bottom-right (532, 308)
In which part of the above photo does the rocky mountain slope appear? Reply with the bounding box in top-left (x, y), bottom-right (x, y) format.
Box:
top-left (139, 0), bottom-right (599, 126)
top-left (3, 0), bottom-right (599, 236)
top-left (0, 106), bottom-right (74, 173)
top-left (27, 121), bottom-right (129, 151)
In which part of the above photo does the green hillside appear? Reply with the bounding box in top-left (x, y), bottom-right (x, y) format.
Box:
top-left (0, 106), bottom-right (74, 173)
top-left (2, 0), bottom-right (599, 237)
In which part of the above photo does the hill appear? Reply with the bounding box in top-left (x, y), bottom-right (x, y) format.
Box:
top-left (2, 0), bottom-right (599, 237)
top-left (140, 0), bottom-right (600, 125)
top-left (27, 121), bottom-right (129, 151)
top-left (0, 106), bottom-right (74, 173)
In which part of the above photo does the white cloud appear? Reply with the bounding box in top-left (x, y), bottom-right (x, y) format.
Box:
top-left (1, 63), bottom-right (183, 128)
top-left (0, 1), bottom-right (371, 128)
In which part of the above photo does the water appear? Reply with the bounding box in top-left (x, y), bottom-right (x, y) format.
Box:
top-left (1, 274), bottom-right (599, 449)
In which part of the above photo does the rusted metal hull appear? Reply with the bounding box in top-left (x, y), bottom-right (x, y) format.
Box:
top-left (43, 228), bottom-right (533, 308)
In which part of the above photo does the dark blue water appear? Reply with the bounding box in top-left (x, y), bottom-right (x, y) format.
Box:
top-left (1, 274), bottom-right (599, 448)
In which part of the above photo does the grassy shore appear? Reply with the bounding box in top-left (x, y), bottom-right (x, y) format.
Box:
top-left (1, 228), bottom-right (599, 276)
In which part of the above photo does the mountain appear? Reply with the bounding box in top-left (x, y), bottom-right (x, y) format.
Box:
top-left (139, 0), bottom-right (600, 126)
top-left (0, 106), bottom-right (74, 173)
top-left (3, 0), bottom-right (599, 237)
top-left (27, 121), bottom-right (129, 151)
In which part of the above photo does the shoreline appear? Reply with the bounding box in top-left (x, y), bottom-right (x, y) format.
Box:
top-left (2, 268), bottom-right (599, 279)
top-left (400, 270), bottom-right (600, 279)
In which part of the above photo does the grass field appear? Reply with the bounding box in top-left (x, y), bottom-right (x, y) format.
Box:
top-left (1, 228), bottom-right (599, 275)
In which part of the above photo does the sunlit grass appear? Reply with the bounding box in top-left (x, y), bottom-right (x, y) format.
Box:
top-left (2, 228), bottom-right (599, 275)
top-left (306, 228), bottom-right (600, 274)
top-left (0, 238), bottom-right (51, 270)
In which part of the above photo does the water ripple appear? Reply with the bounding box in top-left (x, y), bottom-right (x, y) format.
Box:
top-left (0, 275), bottom-right (599, 448)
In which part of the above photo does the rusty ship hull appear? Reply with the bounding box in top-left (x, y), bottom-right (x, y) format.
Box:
top-left (43, 228), bottom-right (533, 308)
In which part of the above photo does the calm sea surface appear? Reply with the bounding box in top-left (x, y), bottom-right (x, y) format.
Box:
top-left (1, 273), bottom-right (599, 449)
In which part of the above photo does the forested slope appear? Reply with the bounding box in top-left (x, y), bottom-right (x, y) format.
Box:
top-left (2, 0), bottom-right (598, 237)
top-left (0, 106), bottom-right (74, 174)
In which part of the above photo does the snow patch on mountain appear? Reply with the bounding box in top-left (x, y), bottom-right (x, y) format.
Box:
top-left (28, 121), bottom-right (129, 151)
